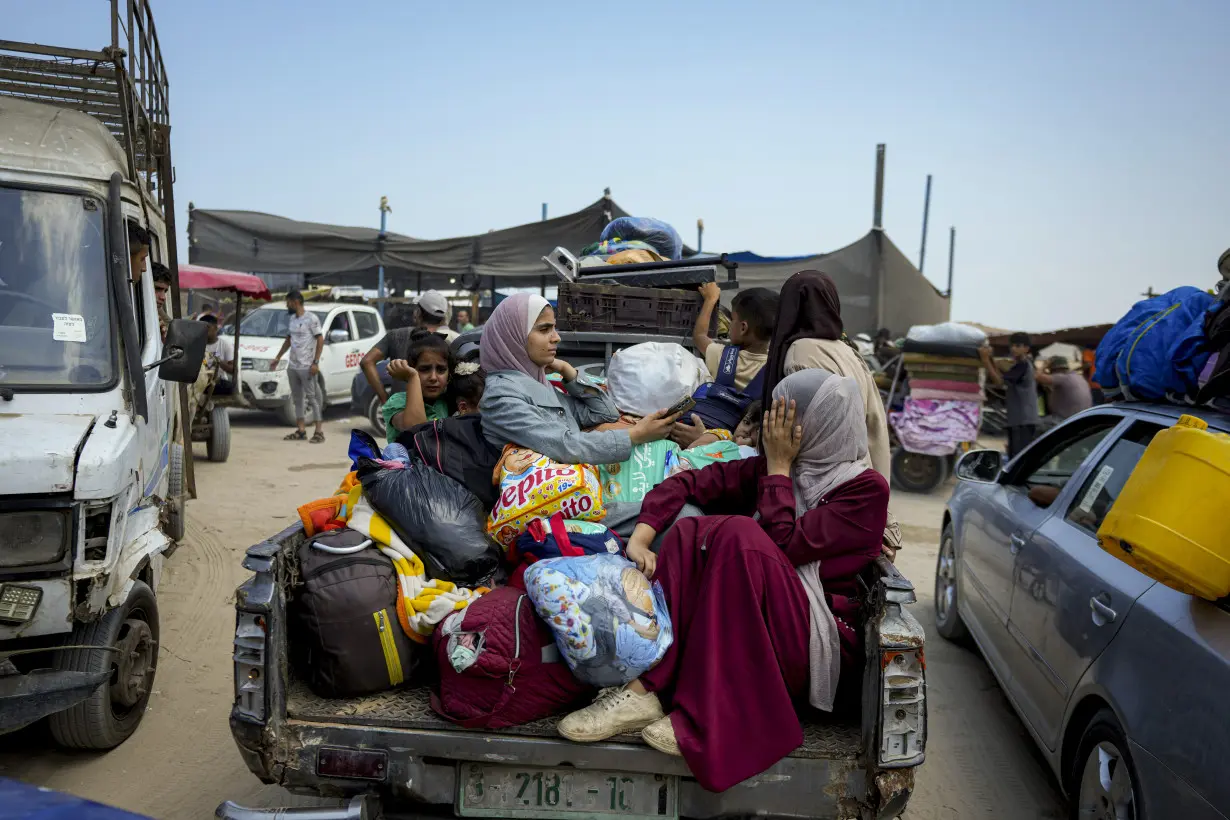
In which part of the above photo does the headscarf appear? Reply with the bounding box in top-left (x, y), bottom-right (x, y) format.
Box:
top-left (479, 293), bottom-right (551, 386)
top-left (761, 270), bottom-right (848, 409)
top-left (771, 368), bottom-right (869, 513)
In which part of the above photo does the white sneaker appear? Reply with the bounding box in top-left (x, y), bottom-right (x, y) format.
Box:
top-left (558, 687), bottom-right (665, 743)
top-left (642, 715), bottom-right (682, 757)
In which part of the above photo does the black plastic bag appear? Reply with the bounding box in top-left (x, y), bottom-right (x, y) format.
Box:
top-left (358, 461), bottom-right (500, 585)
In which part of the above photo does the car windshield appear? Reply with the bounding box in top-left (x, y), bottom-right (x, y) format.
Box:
top-left (0, 187), bottom-right (114, 388)
top-left (240, 308), bottom-right (329, 339)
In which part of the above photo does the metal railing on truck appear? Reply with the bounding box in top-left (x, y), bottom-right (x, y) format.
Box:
top-left (0, 0), bottom-right (170, 215)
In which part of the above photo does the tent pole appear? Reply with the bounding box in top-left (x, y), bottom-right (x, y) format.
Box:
top-left (697, 218), bottom-right (704, 253)
top-left (542, 203), bottom-right (547, 221)
top-left (377, 196), bottom-right (391, 319)
top-left (919, 174), bottom-right (932, 274)
top-left (946, 226), bottom-right (956, 299)
top-left (873, 144), bottom-right (886, 230)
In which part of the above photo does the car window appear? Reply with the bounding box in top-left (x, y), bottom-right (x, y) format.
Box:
top-left (353, 310), bottom-right (381, 340)
top-left (1014, 417), bottom-right (1121, 491)
top-left (1065, 422), bottom-right (1164, 534)
top-left (328, 311), bottom-right (354, 340)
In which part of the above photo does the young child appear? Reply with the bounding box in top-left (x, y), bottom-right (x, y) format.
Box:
top-left (450, 362), bottom-right (486, 415)
top-left (733, 400), bottom-right (762, 457)
top-left (691, 282), bottom-right (779, 392)
top-left (384, 330), bottom-right (453, 440)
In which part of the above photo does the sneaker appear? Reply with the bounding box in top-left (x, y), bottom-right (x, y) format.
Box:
top-left (558, 687), bottom-right (664, 743)
top-left (642, 715), bottom-right (682, 757)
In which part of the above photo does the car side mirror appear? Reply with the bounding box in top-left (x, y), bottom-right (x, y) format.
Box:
top-left (955, 449), bottom-right (1004, 483)
top-left (153, 319), bottom-right (208, 383)
top-left (328, 329), bottom-right (350, 344)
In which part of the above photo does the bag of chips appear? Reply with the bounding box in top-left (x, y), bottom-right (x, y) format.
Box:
top-left (487, 446), bottom-right (605, 548)
top-left (524, 554), bottom-right (673, 688)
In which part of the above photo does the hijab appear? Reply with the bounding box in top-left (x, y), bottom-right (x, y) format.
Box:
top-left (771, 368), bottom-right (869, 513)
top-left (760, 270), bottom-right (847, 409)
top-left (479, 293), bottom-right (551, 386)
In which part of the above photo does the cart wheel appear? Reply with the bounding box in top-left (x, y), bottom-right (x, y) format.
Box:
top-left (207, 406), bottom-right (231, 462)
top-left (891, 448), bottom-right (949, 494)
top-left (164, 443), bottom-right (186, 542)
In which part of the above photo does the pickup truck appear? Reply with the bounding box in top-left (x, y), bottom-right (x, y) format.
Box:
top-left (223, 331), bottom-right (928, 820)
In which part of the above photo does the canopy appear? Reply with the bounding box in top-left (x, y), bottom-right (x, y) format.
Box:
top-left (178, 264), bottom-right (271, 300)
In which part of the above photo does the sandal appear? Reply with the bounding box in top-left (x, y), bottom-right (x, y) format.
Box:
top-left (284, 430), bottom-right (307, 441)
top-left (310, 432), bottom-right (326, 444)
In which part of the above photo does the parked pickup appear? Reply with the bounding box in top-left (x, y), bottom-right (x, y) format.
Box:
top-left (223, 518), bottom-right (926, 820)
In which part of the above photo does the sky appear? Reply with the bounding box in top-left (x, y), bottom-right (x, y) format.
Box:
top-left (8, 0), bottom-right (1229, 331)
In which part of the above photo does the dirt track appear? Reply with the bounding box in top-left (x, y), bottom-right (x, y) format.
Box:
top-left (0, 411), bottom-right (1066, 818)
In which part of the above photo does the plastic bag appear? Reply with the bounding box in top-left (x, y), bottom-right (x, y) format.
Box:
top-left (600, 217), bottom-right (683, 261)
top-left (358, 462), bottom-right (500, 585)
top-left (905, 322), bottom-right (988, 346)
top-left (664, 439), bottom-right (745, 477)
top-left (487, 447), bottom-right (606, 547)
top-left (606, 342), bottom-right (706, 417)
top-left (600, 440), bottom-right (679, 504)
top-left (524, 554), bottom-right (673, 687)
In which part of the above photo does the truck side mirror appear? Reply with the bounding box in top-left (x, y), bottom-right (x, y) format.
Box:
top-left (155, 319), bottom-right (208, 383)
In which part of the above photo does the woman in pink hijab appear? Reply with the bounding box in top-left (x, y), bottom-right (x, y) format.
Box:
top-left (477, 293), bottom-right (677, 465)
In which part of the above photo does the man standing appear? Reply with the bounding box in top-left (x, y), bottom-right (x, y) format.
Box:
top-left (414, 290), bottom-right (459, 342)
top-left (981, 333), bottom-right (1040, 459)
top-left (271, 290), bottom-right (325, 443)
top-left (454, 307), bottom-right (476, 333)
top-left (1037, 356), bottom-right (1093, 421)
top-left (200, 316), bottom-right (236, 395)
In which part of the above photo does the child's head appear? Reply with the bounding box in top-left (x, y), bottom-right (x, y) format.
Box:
top-left (728, 288), bottom-right (779, 346)
top-left (734, 400), bottom-right (763, 447)
top-left (451, 362), bottom-right (486, 415)
top-left (408, 329), bottom-right (453, 401)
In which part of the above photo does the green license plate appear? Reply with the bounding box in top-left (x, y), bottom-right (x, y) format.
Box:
top-left (457, 763), bottom-right (678, 819)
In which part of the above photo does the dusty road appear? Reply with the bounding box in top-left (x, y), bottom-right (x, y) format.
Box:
top-left (0, 412), bottom-right (1066, 818)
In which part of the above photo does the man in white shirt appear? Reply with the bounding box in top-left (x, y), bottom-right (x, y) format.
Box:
top-left (271, 290), bottom-right (326, 442)
top-left (200, 315), bottom-right (236, 395)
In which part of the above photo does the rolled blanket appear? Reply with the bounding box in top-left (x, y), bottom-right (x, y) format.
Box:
top-left (908, 378), bottom-right (982, 393)
top-left (910, 387), bottom-right (986, 402)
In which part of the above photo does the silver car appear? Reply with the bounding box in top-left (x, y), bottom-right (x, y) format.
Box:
top-left (936, 402), bottom-right (1230, 819)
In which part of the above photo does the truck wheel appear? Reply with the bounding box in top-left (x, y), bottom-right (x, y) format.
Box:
top-left (891, 448), bottom-right (949, 493)
top-left (48, 581), bottom-right (159, 750)
top-left (276, 399), bottom-right (298, 427)
top-left (165, 443), bottom-right (186, 543)
top-left (207, 405), bottom-right (231, 462)
top-left (1069, 710), bottom-right (1142, 820)
top-left (276, 376), bottom-right (328, 426)
top-left (934, 524), bottom-right (970, 642)
top-left (367, 394), bottom-right (385, 438)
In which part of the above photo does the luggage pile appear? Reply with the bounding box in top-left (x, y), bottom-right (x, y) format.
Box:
top-left (888, 323), bottom-right (986, 456)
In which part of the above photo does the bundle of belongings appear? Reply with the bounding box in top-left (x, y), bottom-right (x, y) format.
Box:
top-left (577, 216), bottom-right (683, 267)
top-left (890, 323), bottom-right (986, 456)
top-left (1095, 282), bottom-right (1230, 406)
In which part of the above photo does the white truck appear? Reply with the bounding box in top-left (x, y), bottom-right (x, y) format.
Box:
top-left (0, 0), bottom-right (206, 749)
top-left (236, 300), bottom-right (385, 426)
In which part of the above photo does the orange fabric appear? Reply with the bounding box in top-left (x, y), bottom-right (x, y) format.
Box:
top-left (336, 471), bottom-right (360, 495)
top-left (297, 496), bottom-right (343, 537)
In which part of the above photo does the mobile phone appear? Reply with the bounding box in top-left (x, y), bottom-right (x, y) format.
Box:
top-left (664, 395), bottom-right (697, 417)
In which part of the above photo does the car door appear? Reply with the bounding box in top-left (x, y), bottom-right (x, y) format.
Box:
top-left (958, 415), bottom-right (1123, 674)
top-left (1007, 417), bottom-right (1161, 750)
top-left (321, 309), bottom-right (358, 401)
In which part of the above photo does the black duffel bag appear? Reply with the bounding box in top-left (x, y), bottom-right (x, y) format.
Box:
top-left (397, 415), bottom-right (502, 508)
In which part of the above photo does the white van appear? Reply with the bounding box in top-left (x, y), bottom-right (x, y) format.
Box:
top-left (237, 301), bottom-right (385, 425)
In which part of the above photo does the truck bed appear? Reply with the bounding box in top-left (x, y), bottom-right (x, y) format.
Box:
top-left (284, 676), bottom-right (863, 760)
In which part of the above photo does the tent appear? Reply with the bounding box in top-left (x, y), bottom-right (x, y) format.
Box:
top-left (188, 197), bottom-right (950, 334)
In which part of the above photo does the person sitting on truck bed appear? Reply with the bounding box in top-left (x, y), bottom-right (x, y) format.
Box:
top-left (382, 329), bottom-right (453, 441)
top-left (558, 368), bottom-right (888, 793)
top-left (477, 293), bottom-right (679, 466)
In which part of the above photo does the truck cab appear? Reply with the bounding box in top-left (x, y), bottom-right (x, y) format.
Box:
top-left (0, 3), bottom-right (203, 750)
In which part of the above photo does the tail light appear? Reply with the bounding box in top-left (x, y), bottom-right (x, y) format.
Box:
top-left (879, 648), bottom-right (925, 766)
top-left (233, 611), bottom-right (267, 722)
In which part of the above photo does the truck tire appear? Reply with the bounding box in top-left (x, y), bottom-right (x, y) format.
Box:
top-left (934, 523), bottom-right (971, 642)
top-left (367, 394), bottom-right (385, 438)
top-left (48, 581), bottom-right (159, 750)
top-left (890, 448), bottom-right (949, 494)
top-left (165, 443), bottom-right (186, 543)
top-left (207, 405), bottom-right (231, 462)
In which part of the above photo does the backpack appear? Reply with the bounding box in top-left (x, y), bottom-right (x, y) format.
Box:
top-left (1094, 287), bottom-right (1216, 401)
top-left (290, 532), bottom-right (419, 698)
top-left (691, 345), bottom-right (764, 431)
top-left (398, 415), bottom-right (502, 508)
top-left (431, 586), bottom-right (592, 729)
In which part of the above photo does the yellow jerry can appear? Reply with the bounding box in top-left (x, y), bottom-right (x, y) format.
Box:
top-left (1097, 414), bottom-right (1230, 601)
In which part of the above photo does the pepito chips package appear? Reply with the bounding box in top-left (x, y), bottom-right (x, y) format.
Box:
top-left (486, 446), bottom-right (606, 548)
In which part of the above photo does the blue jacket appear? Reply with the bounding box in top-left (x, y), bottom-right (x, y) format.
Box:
top-left (479, 369), bottom-right (631, 465)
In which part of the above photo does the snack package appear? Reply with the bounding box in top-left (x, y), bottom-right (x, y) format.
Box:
top-left (599, 440), bottom-right (679, 504)
top-left (487, 446), bottom-right (605, 547)
top-left (524, 553), bottom-right (673, 688)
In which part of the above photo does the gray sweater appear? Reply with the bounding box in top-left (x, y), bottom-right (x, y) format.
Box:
top-left (479, 370), bottom-right (632, 465)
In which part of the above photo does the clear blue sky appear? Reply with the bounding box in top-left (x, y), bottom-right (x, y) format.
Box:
top-left (10, 0), bottom-right (1229, 331)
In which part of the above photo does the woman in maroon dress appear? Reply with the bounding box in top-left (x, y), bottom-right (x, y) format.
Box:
top-left (557, 369), bottom-right (889, 793)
